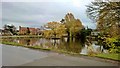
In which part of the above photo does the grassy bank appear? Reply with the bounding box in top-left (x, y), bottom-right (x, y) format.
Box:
top-left (1, 41), bottom-right (51, 51)
top-left (95, 53), bottom-right (120, 61)
top-left (1, 41), bottom-right (120, 61)
top-left (2, 35), bottom-right (42, 38)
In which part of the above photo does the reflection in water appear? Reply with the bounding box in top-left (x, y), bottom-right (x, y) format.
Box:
top-left (2, 37), bottom-right (109, 55)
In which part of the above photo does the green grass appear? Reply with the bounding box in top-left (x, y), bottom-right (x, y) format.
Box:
top-left (27, 45), bottom-right (51, 51)
top-left (2, 35), bottom-right (42, 38)
top-left (2, 41), bottom-right (23, 46)
top-left (1, 41), bottom-right (51, 51)
top-left (96, 53), bottom-right (120, 61)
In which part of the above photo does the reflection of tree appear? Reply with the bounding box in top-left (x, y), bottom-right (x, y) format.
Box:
top-left (18, 38), bottom-right (38, 46)
top-left (52, 39), bottom-right (57, 46)
top-left (3, 37), bottom-right (84, 54)
top-left (87, 45), bottom-right (96, 56)
top-left (2, 38), bottom-right (14, 42)
top-left (56, 38), bottom-right (83, 53)
top-left (26, 39), bottom-right (30, 45)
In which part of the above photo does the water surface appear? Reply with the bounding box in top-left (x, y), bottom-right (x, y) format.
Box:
top-left (2, 37), bottom-right (109, 55)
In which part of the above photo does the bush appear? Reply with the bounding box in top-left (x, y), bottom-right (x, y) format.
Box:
top-left (98, 36), bottom-right (120, 53)
top-left (106, 38), bottom-right (120, 53)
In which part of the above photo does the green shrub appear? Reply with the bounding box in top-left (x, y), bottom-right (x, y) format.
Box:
top-left (98, 37), bottom-right (120, 53)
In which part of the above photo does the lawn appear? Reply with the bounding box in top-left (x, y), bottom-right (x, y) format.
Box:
top-left (96, 53), bottom-right (120, 61)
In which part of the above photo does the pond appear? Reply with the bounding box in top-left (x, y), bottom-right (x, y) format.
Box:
top-left (2, 37), bottom-right (109, 55)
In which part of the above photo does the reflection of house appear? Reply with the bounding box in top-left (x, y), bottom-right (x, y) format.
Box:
top-left (19, 26), bottom-right (41, 35)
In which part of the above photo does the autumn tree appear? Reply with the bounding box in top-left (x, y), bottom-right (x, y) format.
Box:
top-left (43, 30), bottom-right (53, 38)
top-left (86, 1), bottom-right (120, 53)
top-left (61, 13), bottom-right (83, 38)
top-left (44, 21), bottom-right (66, 38)
top-left (86, 2), bottom-right (120, 37)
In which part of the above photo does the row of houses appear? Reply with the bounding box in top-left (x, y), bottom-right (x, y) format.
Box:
top-left (0, 26), bottom-right (43, 36)
top-left (19, 26), bottom-right (42, 35)
top-left (1, 26), bottom-right (100, 36)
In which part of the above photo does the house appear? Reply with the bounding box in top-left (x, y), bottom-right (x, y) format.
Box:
top-left (19, 26), bottom-right (41, 35)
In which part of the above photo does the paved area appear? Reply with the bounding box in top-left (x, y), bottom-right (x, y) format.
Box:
top-left (2, 44), bottom-right (118, 66)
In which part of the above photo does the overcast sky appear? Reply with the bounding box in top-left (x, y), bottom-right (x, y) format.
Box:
top-left (1, 0), bottom-right (96, 29)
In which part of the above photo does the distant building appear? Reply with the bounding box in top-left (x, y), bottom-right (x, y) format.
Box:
top-left (19, 26), bottom-right (41, 35)
top-left (91, 29), bottom-right (100, 36)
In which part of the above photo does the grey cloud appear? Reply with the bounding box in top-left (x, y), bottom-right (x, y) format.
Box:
top-left (2, 1), bottom-right (95, 29)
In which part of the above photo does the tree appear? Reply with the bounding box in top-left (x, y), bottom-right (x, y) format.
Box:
top-left (62, 13), bottom-right (83, 38)
top-left (44, 21), bottom-right (66, 38)
top-left (86, 2), bottom-right (120, 37)
top-left (26, 27), bottom-right (30, 35)
top-left (43, 30), bottom-right (53, 38)
top-left (79, 27), bottom-right (92, 45)
top-left (3, 24), bottom-right (17, 35)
